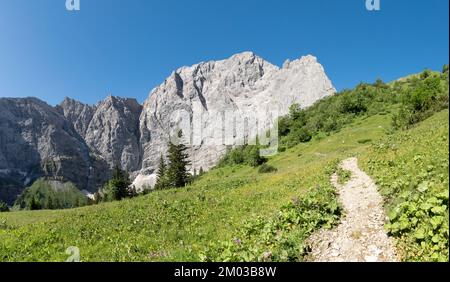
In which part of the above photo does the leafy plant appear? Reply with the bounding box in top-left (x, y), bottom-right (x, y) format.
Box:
top-left (362, 110), bottom-right (449, 261)
top-left (336, 167), bottom-right (352, 185)
top-left (199, 162), bottom-right (341, 262)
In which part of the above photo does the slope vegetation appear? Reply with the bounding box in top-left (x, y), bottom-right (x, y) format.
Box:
top-left (0, 113), bottom-right (391, 262)
top-left (0, 68), bottom-right (448, 262)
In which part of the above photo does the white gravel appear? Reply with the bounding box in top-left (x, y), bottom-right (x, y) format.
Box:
top-left (307, 158), bottom-right (399, 262)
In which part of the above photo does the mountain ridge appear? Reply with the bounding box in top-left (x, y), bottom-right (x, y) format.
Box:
top-left (0, 51), bottom-right (335, 201)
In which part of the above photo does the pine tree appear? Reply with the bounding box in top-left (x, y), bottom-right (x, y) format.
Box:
top-left (167, 130), bottom-right (191, 188)
top-left (102, 164), bottom-right (132, 201)
top-left (155, 155), bottom-right (168, 190)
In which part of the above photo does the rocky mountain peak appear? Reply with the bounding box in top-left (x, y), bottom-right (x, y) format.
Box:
top-left (0, 51), bottom-right (336, 199)
top-left (135, 52), bottom-right (335, 188)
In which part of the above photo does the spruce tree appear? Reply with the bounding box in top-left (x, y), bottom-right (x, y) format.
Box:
top-left (167, 130), bottom-right (191, 188)
top-left (155, 155), bottom-right (168, 190)
top-left (102, 164), bottom-right (132, 201)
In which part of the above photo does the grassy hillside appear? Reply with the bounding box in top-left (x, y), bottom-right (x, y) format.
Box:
top-left (0, 112), bottom-right (392, 262)
top-left (361, 110), bottom-right (449, 261)
top-left (0, 68), bottom-right (448, 262)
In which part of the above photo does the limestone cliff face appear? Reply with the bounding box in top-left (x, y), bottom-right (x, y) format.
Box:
top-left (58, 96), bottom-right (143, 173)
top-left (56, 97), bottom-right (96, 138)
top-left (83, 96), bottom-right (143, 172)
top-left (0, 98), bottom-right (106, 203)
top-left (135, 52), bottom-right (335, 188)
top-left (0, 52), bottom-right (335, 200)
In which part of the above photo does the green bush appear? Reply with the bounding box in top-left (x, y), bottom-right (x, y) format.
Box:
top-left (258, 164), bottom-right (278, 174)
top-left (245, 146), bottom-right (267, 167)
top-left (218, 145), bottom-right (267, 167)
top-left (230, 149), bottom-right (245, 165)
top-left (393, 72), bottom-right (449, 129)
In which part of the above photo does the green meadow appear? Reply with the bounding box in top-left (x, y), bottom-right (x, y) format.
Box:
top-left (0, 112), bottom-right (393, 262)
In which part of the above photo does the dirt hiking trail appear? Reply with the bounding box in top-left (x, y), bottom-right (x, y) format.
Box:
top-left (307, 157), bottom-right (398, 262)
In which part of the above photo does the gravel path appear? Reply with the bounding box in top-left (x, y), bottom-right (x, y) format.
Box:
top-left (307, 158), bottom-right (398, 262)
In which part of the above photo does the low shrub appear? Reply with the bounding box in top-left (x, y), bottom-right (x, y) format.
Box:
top-left (258, 164), bottom-right (278, 174)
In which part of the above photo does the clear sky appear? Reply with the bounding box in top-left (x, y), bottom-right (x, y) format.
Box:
top-left (0, 0), bottom-right (448, 106)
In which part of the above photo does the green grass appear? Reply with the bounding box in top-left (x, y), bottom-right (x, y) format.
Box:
top-left (361, 110), bottom-right (449, 262)
top-left (0, 112), bottom-right (393, 262)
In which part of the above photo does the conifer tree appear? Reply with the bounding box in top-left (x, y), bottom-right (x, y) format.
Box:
top-left (167, 130), bottom-right (191, 188)
top-left (102, 164), bottom-right (132, 201)
top-left (155, 155), bottom-right (168, 190)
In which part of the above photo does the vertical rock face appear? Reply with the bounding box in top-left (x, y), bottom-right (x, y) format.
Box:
top-left (0, 98), bottom-right (97, 203)
top-left (139, 52), bottom-right (278, 177)
top-left (0, 51), bottom-right (335, 200)
top-left (84, 96), bottom-right (143, 172)
top-left (59, 96), bottom-right (143, 172)
top-left (136, 52), bottom-right (335, 188)
top-left (56, 97), bottom-right (96, 138)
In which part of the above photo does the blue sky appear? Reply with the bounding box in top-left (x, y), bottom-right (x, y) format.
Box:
top-left (0, 0), bottom-right (448, 106)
